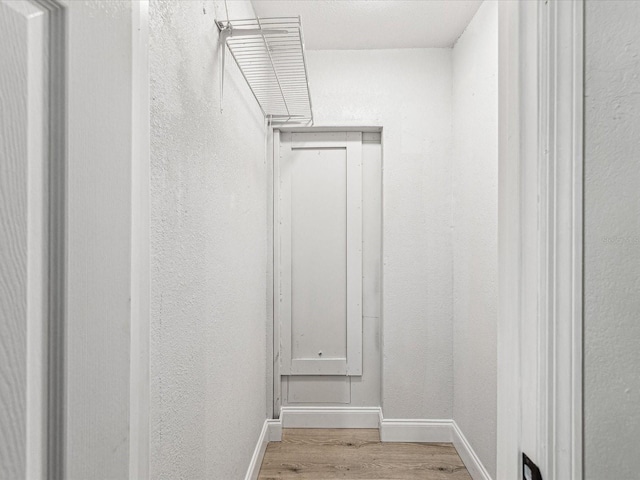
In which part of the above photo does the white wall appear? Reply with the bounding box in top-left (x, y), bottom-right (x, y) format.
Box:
top-left (149, 1), bottom-right (269, 478)
top-left (451, 2), bottom-right (498, 478)
top-left (306, 49), bottom-right (454, 419)
top-left (584, 2), bottom-right (640, 479)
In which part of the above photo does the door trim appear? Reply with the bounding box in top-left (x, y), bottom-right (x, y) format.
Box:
top-left (538, 1), bottom-right (584, 478)
top-left (270, 128), bottom-right (381, 416)
top-left (344, 132), bottom-right (363, 376)
top-left (271, 129), bottom-right (281, 417)
top-left (129, 1), bottom-right (151, 479)
top-left (30, 1), bottom-right (67, 478)
top-left (497, 1), bottom-right (584, 478)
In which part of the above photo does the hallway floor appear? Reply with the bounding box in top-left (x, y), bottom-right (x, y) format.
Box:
top-left (258, 429), bottom-right (471, 479)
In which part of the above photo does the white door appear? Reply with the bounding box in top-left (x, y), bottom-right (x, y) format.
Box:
top-left (277, 132), bottom-right (363, 376)
top-left (0, 2), bottom-right (50, 477)
top-left (1, 2), bottom-right (149, 478)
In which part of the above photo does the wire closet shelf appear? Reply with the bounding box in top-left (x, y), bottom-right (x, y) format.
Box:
top-left (216, 16), bottom-right (314, 125)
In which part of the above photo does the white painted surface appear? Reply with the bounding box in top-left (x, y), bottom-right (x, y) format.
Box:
top-left (514, 0), bottom-right (544, 469)
top-left (63, 1), bottom-right (134, 477)
top-left (243, 420), bottom-right (282, 480)
top-left (496, 3), bottom-right (585, 478)
top-left (362, 140), bottom-right (383, 320)
top-left (280, 406), bottom-right (381, 428)
top-left (272, 129), bottom-right (282, 415)
top-left (0, 2), bottom-right (47, 478)
top-left (451, 421), bottom-right (492, 480)
top-left (279, 132), bottom-right (363, 376)
top-left (451, 2), bottom-right (498, 479)
top-left (344, 132), bottom-right (364, 376)
top-left (537, 2), bottom-right (584, 478)
top-left (379, 419), bottom-right (453, 443)
top-left (149, 1), bottom-right (268, 478)
top-left (130, 2), bottom-right (151, 478)
top-left (584, 1), bottom-right (640, 479)
top-left (253, 0), bottom-right (482, 50)
top-left (289, 143), bottom-right (349, 364)
top-left (306, 49), bottom-right (453, 419)
top-left (287, 377), bottom-right (351, 404)
top-left (379, 416), bottom-right (492, 479)
top-left (270, 127), bottom-right (380, 418)
top-left (279, 131), bottom-right (381, 406)
top-left (496, 2), bottom-right (538, 477)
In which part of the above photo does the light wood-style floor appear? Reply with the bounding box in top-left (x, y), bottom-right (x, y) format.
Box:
top-left (257, 429), bottom-right (472, 480)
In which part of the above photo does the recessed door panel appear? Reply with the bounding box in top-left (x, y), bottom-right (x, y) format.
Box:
top-left (291, 147), bottom-right (348, 361)
top-left (279, 131), bottom-right (362, 376)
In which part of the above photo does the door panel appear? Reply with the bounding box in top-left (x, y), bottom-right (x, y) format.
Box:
top-left (0, 2), bottom-right (48, 477)
top-left (287, 376), bottom-right (351, 404)
top-left (279, 131), bottom-right (363, 376)
top-left (291, 147), bottom-right (348, 361)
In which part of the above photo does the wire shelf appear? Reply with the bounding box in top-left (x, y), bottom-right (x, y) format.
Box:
top-left (216, 17), bottom-right (314, 125)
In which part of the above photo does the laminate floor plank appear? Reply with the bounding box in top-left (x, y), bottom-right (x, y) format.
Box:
top-left (257, 429), bottom-right (472, 480)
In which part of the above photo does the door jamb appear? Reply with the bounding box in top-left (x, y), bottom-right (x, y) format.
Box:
top-left (497, 1), bottom-right (584, 479)
top-left (271, 128), bottom-right (281, 417)
top-left (129, 1), bottom-right (151, 479)
top-left (24, 1), bottom-right (67, 477)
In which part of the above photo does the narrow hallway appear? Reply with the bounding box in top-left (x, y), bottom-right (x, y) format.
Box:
top-left (5, 0), bottom-right (637, 479)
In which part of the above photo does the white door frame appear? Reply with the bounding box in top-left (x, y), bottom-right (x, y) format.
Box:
top-left (270, 126), bottom-right (382, 417)
top-left (43, 3), bottom-right (66, 478)
top-left (126, 1), bottom-right (584, 478)
top-left (126, 0), bottom-right (586, 475)
top-left (498, 1), bottom-right (583, 479)
top-left (130, 1), bottom-right (151, 479)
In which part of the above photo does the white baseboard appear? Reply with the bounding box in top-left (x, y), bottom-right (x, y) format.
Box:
top-left (244, 419), bottom-right (282, 480)
top-left (280, 406), bottom-right (381, 428)
top-left (246, 411), bottom-right (491, 480)
top-left (379, 417), bottom-right (492, 480)
top-left (452, 421), bottom-right (492, 480)
top-left (266, 419), bottom-right (282, 441)
top-left (379, 418), bottom-right (454, 443)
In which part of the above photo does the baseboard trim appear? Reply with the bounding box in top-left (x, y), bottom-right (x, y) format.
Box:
top-left (379, 418), bottom-right (454, 443)
top-left (267, 419), bottom-right (282, 441)
top-left (247, 411), bottom-right (492, 480)
top-left (379, 417), bottom-right (492, 480)
top-left (244, 419), bottom-right (282, 480)
top-left (452, 421), bottom-right (492, 480)
top-left (280, 406), bottom-right (382, 428)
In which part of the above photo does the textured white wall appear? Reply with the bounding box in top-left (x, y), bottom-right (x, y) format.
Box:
top-left (584, 2), bottom-right (640, 479)
top-left (451, 2), bottom-right (498, 478)
top-left (149, 1), bottom-right (268, 478)
top-left (306, 49), bottom-right (453, 418)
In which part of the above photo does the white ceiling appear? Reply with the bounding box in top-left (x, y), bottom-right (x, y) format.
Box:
top-left (251, 0), bottom-right (483, 50)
